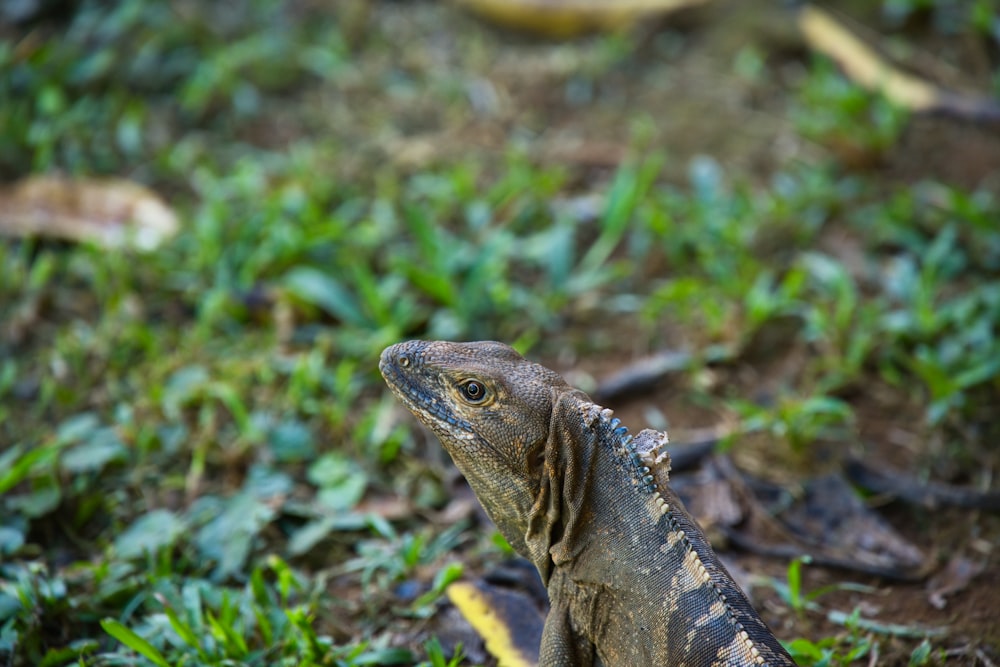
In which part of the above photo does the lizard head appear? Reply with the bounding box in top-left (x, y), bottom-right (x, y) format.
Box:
top-left (380, 340), bottom-right (574, 548)
top-left (379, 339), bottom-right (570, 466)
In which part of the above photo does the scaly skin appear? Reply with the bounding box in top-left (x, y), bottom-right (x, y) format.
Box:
top-left (380, 340), bottom-right (797, 666)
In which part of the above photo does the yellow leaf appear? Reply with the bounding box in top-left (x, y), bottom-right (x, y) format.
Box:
top-left (451, 0), bottom-right (710, 38)
top-left (447, 580), bottom-right (544, 667)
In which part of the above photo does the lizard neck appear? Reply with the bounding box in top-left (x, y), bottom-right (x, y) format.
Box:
top-left (524, 392), bottom-right (647, 583)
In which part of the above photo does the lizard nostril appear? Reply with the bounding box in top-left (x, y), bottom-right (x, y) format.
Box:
top-left (398, 354), bottom-right (410, 368)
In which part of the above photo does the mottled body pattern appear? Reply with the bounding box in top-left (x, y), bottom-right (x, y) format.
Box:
top-left (380, 340), bottom-right (796, 666)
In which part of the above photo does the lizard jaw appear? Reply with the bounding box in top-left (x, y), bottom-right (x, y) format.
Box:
top-left (379, 344), bottom-right (474, 433)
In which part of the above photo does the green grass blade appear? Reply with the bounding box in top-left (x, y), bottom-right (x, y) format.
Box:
top-left (100, 619), bottom-right (171, 667)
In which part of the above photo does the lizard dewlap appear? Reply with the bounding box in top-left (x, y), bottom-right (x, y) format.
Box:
top-left (380, 340), bottom-right (797, 666)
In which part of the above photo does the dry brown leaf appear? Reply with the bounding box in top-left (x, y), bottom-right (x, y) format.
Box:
top-left (353, 495), bottom-right (415, 521)
top-left (0, 175), bottom-right (179, 250)
top-left (434, 495), bottom-right (480, 525)
top-left (926, 555), bottom-right (985, 610)
top-left (451, 0), bottom-right (710, 38)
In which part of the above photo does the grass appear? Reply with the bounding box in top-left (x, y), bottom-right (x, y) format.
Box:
top-left (2, 1), bottom-right (998, 665)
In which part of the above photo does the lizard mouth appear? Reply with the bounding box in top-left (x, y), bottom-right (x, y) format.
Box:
top-left (379, 349), bottom-right (474, 433)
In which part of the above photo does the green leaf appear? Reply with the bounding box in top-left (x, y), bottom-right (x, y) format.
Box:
top-left (61, 428), bottom-right (128, 473)
top-left (162, 365), bottom-right (210, 418)
top-left (352, 647), bottom-right (414, 665)
top-left (115, 510), bottom-right (187, 560)
top-left (283, 266), bottom-right (366, 326)
top-left (0, 592), bottom-right (22, 622)
top-left (786, 556), bottom-right (804, 610)
top-left (413, 562), bottom-right (464, 610)
top-left (580, 159), bottom-right (652, 274)
top-left (403, 263), bottom-right (458, 305)
top-left (56, 412), bottom-right (100, 444)
top-left (268, 419), bottom-right (316, 462)
top-left (7, 476), bottom-right (61, 518)
top-left (206, 609), bottom-right (248, 657)
top-left (308, 453), bottom-right (367, 511)
top-left (0, 525), bottom-right (25, 556)
top-left (307, 452), bottom-right (356, 487)
top-left (101, 618), bottom-right (171, 667)
top-left (244, 464), bottom-right (294, 499)
top-left (194, 491), bottom-right (276, 580)
top-left (161, 603), bottom-right (204, 655)
top-left (317, 475), bottom-right (366, 511)
top-left (205, 381), bottom-right (252, 435)
top-left (39, 639), bottom-right (101, 667)
top-left (953, 355), bottom-right (1000, 390)
top-left (786, 637), bottom-right (824, 661)
top-left (490, 531), bottom-right (514, 555)
top-left (909, 638), bottom-right (932, 666)
top-left (0, 444), bottom-right (54, 494)
top-left (288, 516), bottom-right (338, 556)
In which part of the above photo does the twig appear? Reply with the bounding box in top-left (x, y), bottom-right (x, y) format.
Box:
top-left (826, 609), bottom-right (947, 638)
top-left (798, 5), bottom-right (1000, 124)
top-left (845, 457), bottom-right (1000, 512)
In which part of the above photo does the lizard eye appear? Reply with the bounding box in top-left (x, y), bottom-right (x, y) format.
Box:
top-left (459, 379), bottom-right (488, 404)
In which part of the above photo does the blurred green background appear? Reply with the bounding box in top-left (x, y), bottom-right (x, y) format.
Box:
top-left (1, 1), bottom-right (999, 665)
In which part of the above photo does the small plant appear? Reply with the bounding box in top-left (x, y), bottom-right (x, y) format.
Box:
top-left (772, 556), bottom-right (875, 617)
top-left (783, 556), bottom-right (814, 615)
top-left (421, 637), bottom-right (465, 667)
top-left (734, 393), bottom-right (855, 452)
top-left (778, 565), bottom-right (877, 667)
top-left (793, 58), bottom-right (909, 166)
top-left (786, 631), bottom-right (873, 667)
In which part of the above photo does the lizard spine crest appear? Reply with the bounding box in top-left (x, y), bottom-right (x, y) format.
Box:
top-left (589, 406), bottom-right (770, 667)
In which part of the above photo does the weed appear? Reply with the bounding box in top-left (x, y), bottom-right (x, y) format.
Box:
top-left (734, 393), bottom-right (855, 453)
top-left (421, 637), bottom-right (465, 667)
top-left (792, 58), bottom-right (909, 165)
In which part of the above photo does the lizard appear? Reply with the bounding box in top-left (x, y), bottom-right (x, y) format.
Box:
top-left (380, 340), bottom-right (798, 666)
